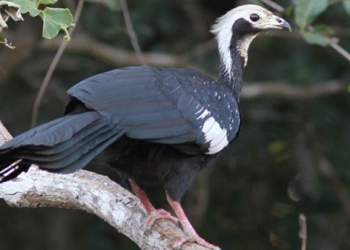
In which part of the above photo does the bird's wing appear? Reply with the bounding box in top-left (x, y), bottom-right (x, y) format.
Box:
top-left (67, 66), bottom-right (239, 155)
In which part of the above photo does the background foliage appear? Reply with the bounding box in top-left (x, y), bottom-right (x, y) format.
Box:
top-left (1, 0), bottom-right (350, 249)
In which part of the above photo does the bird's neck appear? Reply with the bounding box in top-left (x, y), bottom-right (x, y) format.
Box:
top-left (218, 48), bottom-right (245, 100)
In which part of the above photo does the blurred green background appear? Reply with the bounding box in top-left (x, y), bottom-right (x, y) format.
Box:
top-left (0, 0), bottom-right (350, 249)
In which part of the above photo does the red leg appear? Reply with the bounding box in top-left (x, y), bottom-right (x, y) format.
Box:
top-left (129, 179), bottom-right (155, 212)
top-left (128, 179), bottom-right (178, 226)
top-left (166, 192), bottom-right (220, 250)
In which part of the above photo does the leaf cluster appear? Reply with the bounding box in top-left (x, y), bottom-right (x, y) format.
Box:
top-left (293, 0), bottom-right (350, 46)
top-left (7, 0), bottom-right (73, 40)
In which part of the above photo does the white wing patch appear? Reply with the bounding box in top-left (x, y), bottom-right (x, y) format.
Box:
top-left (202, 116), bottom-right (229, 154)
top-left (197, 109), bottom-right (210, 120)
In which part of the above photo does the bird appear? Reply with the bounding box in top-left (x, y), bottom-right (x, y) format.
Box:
top-left (0, 4), bottom-right (291, 249)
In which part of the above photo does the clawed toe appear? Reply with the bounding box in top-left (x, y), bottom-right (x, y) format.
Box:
top-left (145, 208), bottom-right (179, 229)
top-left (184, 235), bottom-right (221, 250)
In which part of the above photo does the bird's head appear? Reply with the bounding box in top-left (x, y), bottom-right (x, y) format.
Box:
top-left (211, 5), bottom-right (291, 78)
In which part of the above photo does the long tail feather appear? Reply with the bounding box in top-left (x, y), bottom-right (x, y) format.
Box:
top-left (0, 160), bottom-right (31, 183)
top-left (0, 111), bottom-right (123, 182)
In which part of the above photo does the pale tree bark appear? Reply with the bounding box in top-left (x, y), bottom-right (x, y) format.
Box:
top-left (0, 121), bottom-right (215, 250)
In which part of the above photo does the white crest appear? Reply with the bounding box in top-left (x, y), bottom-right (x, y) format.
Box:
top-left (211, 5), bottom-right (272, 78)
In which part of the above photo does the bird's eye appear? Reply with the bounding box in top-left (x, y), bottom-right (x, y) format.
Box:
top-left (250, 14), bottom-right (260, 22)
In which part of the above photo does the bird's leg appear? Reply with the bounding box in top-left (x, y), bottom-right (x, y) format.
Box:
top-left (166, 192), bottom-right (220, 250)
top-left (128, 179), bottom-right (156, 212)
top-left (128, 179), bottom-right (178, 227)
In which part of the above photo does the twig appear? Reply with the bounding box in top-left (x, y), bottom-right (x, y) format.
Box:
top-left (0, 18), bottom-right (41, 87)
top-left (39, 33), bottom-right (195, 67)
top-left (0, 38), bottom-right (15, 49)
top-left (260, 0), bottom-right (284, 12)
top-left (242, 81), bottom-right (347, 99)
top-left (318, 157), bottom-right (350, 216)
top-left (120, 0), bottom-right (146, 65)
top-left (259, 0), bottom-right (350, 63)
top-left (31, 0), bottom-right (85, 127)
top-left (329, 41), bottom-right (350, 62)
top-left (298, 213), bottom-right (307, 250)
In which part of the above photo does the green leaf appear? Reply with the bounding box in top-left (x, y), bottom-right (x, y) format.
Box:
top-left (313, 24), bottom-right (334, 36)
top-left (38, 0), bottom-right (58, 4)
top-left (301, 31), bottom-right (331, 46)
top-left (39, 7), bottom-right (73, 39)
top-left (294, 0), bottom-right (328, 30)
top-left (7, 0), bottom-right (41, 16)
top-left (343, 0), bottom-right (350, 16)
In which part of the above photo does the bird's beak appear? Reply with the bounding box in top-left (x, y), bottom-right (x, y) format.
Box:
top-left (266, 15), bottom-right (292, 32)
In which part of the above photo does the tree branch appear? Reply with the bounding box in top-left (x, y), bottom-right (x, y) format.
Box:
top-left (0, 120), bottom-right (11, 145)
top-left (39, 33), bottom-right (193, 68)
top-left (241, 81), bottom-right (348, 99)
top-left (0, 122), bottom-right (215, 250)
top-left (260, 0), bottom-right (350, 63)
top-left (120, 0), bottom-right (146, 65)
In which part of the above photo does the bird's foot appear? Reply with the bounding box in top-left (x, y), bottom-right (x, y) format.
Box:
top-left (144, 210), bottom-right (190, 250)
top-left (128, 180), bottom-right (179, 229)
top-left (165, 193), bottom-right (220, 249)
top-left (145, 208), bottom-right (179, 228)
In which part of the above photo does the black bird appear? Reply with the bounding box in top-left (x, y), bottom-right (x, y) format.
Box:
top-left (0, 4), bottom-right (291, 249)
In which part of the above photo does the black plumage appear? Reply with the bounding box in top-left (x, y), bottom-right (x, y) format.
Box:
top-left (0, 4), bottom-right (291, 249)
top-left (71, 67), bottom-right (241, 199)
top-left (1, 66), bottom-right (240, 200)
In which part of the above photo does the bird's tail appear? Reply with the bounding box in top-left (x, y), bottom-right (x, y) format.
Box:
top-left (0, 111), bottom-right (123, 183)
